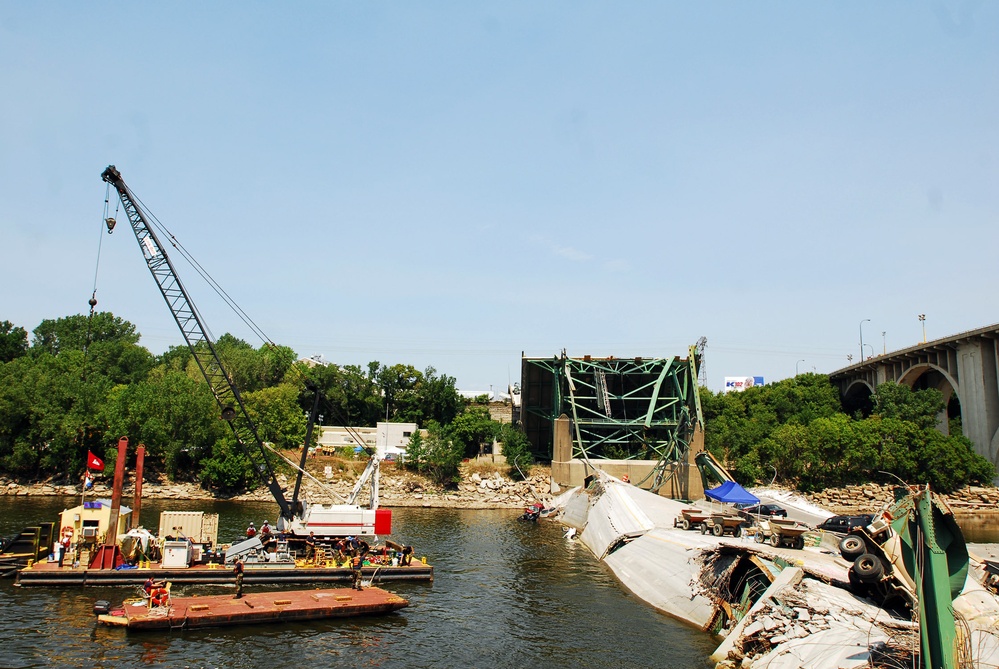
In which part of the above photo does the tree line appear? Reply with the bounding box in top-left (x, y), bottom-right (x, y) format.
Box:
top-left (699, 373), bottom-right (994, 493)
top-left (0, 314), bottom-right (531, 492)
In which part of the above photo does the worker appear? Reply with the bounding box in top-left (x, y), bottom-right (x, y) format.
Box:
top-left (400, 545), bottom-right (414, 567)
top-left (246, 522), bottom-right (256, 538)
top-left (305, 532), bottom-right (317, 563)
top-left (260, 520), bottom-right (271, 537)
top-left (233, 557), bottom-right (245, 599)
top-left (351, 550), bottom-right (364, 591)
top-left (143, 577), bottom-right (165, 597)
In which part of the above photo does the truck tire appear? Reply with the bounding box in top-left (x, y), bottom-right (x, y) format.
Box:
top-left (769, 534), bottom-right (781, 547)
top-left (755, 531), bottom-right (766, 544)
top-left (853, 553), bottom-right (885, 583)
top-left (700, 523), bottom-right (708, 535)
top-left (712, 523), bottom-right (724, 537)
top-left (732, 525), bottom-right (742, 538)
top-left (839, 535), bottom-right (866, 562)
top-left (794, 536), bottom-right (805, 550)
top-left (682, 518), bottom-right (691, 531)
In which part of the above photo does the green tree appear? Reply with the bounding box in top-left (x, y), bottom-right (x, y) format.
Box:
top-left (243, 382), bottom-right (308, 451)
top-left (499, 423), bottom-right (533, 479)
top-left (103, 368), bottom-right (224, 480)
top-left (0, 320), bottom-right (28, 363)
top-left (448, 406), bottom-right (498, 458)
top-left (872, 382), bottom-right (944, 431)
top-left (405, 420), bottom-right (463, 487)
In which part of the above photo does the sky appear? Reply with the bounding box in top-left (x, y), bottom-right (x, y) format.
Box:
top-left (1, 2), bottom-right (997, 394)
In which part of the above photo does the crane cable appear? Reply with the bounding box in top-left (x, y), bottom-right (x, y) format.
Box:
top-left (126, 190), bottom-right (275, 347)
top-left (83, 184), bottom-right (119, 378)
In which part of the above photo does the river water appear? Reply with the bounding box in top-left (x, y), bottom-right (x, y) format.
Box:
top-left (0, 497), bottom-right (717, 669)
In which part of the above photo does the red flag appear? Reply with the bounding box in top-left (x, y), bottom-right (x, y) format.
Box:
top-left (87, 451), bottom-right (104, 470)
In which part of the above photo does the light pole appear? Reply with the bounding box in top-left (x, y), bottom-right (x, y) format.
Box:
top-left (859, 319), bottom-right (870, 364)
top-left (881, 331), bottom-right (886, 355)
top-left (918, 314), bottom-right (926, 343)
top-left (795, 359), bottom-right (805, 376)
top-left (864, 343), bottom-right (874, 360)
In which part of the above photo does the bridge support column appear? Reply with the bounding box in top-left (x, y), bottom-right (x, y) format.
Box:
top-left (956, 340), bottom-right (999, 477)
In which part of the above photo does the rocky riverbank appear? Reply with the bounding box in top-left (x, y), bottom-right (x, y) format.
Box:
top-left (0, 467), bottom-right (555, 510)
top-left (801, 482), bottom-right (999, 516)
top-left (3, 470), bottom-right (995, 517)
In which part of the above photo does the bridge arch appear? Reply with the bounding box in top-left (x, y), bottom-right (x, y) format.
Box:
top-left (841, 378), bottom-right (875, 418)
top-left (897, 363), bottom-right (961, 435)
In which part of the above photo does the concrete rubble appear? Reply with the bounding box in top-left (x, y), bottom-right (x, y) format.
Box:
top-left (551, 471), bottom-right (999, 669)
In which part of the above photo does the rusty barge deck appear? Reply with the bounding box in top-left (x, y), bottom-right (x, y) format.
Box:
top-left (98, 586), bottom-right (408, 630)
top-left (16, 560), bottom-right (433, 587)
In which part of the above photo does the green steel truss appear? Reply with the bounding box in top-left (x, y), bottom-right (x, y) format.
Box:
top-left (522, 348), bottom-right (703, 487)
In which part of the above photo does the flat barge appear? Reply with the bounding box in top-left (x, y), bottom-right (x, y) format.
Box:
top-left (97, 586), bottom-right (408, 630)
top-left (16, 560), bottom-right (433, 587)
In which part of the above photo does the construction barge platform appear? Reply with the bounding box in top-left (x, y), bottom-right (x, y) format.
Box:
top-left (16, 560), bottom-right (433, 587)
top-left (97, 586), bottom-right (409, 630)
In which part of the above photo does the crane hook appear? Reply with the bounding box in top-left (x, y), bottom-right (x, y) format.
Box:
top-left (105, 217), bottom-right (116, 234)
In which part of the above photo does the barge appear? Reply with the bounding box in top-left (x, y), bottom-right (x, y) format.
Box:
top-left (96, 586), bottom-right (408, 630)
top-left (16, 558), bottom-right (432, 587)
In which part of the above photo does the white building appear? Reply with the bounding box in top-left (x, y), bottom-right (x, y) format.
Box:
top-left (317, 422), bottom-right (419, 460)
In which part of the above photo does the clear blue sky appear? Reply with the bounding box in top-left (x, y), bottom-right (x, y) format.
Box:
top-left (2, 3), bottom-right (996, 393)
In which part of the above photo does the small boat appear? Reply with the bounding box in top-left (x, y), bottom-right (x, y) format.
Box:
top-left (95, 586), bottom-right (408, 630)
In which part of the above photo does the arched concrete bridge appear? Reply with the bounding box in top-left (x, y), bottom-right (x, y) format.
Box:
top-left (828, 323), bottom-right (999, 475)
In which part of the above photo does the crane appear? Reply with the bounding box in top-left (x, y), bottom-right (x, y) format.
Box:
top-left (100, 165), bottom-right (389, 539)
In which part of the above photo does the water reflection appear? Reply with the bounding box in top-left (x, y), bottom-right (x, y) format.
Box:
top-left (0, 498), bottom-right (716, 669)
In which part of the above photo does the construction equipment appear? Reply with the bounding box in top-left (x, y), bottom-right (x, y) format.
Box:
top-left (100, 166), bottom-right (389, 539)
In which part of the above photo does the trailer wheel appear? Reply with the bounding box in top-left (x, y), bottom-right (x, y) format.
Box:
top-left (793, 536), bottom-right (805, 550)
top-left (839, 535), bottom-right (866, 562)
top-left (712, 522), bottom-right (724, 537)
top-left (853, 553), bottom-right (885, 583)
top-left (732, 525), bottom-right (742, 538)
top-left (769, 533), bottom-right (781, 547)
top-left (682, 518), bottom-right (691, 531)
top-left (755, 531), bottom-right (766, 544)
top-left (700, 523), bottom-right (708, 535)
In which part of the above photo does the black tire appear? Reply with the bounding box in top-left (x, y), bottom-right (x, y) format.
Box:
top-left (682, 518), bottom-right (691, 531)
top-left (839, 535), bottom-right (866, 562)
top-left (700, 523), bottom-right (708, 535)
top-left (732, 525), bottom-right (742, 538)
top-left (712, 522), bottom-right (724, 537)
top-left (793, 536), bottom-right (805, 550)
top-left (769, 533), bottom-right (781, 547)
top-left (853, 553), bottom-right (885, 583)
top-left (755, 531), bottom-right (765, 544)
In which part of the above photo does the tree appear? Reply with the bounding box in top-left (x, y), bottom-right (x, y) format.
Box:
top-left (405, 420), bottom-right (463, 487)
top-left (872, 382), bottom-right (944, 431)
top-left (499, 423), bottom-right (533, 479)
top-left (243, 382), bottom-right (308, 451)
top-left (448, 406), bottom-right (498, 458)
top-left (0, 320), bottom-right (28, 363)
top-left (103, 368), bottom-right (224, 480)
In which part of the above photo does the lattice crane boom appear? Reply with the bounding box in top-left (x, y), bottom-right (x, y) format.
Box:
top-left (100, 165), bottom-right (293, 522)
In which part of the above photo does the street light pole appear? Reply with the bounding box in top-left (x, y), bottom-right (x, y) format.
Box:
top-left (859, 319), bottom-right (870, 363)
top-left (796, 359), bottom-right (805, 376)
top-left (918, 314), bottom-right (926, 343)
top-left (882, 331), bottom-right (886, 355)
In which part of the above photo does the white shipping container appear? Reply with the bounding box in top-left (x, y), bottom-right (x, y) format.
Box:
top-left (158, 511), bottom-right (220, 545)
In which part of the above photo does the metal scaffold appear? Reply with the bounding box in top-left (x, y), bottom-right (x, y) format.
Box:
top-left (521, 347), bottom-right (703, 492)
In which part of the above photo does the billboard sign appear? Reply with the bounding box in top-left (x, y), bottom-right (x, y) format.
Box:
top-left (724, 376), bottom-right (765, 393)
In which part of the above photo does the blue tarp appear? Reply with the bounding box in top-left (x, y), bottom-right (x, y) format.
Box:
top-left (704, 481), bottom-right (759, 505)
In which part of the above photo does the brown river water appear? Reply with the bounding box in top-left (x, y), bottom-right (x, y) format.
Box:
top-left (0, 496), bottom-right (718, 669)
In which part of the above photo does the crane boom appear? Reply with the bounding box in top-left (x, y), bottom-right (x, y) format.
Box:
top-left (100, 165), bottom-right (293, 522)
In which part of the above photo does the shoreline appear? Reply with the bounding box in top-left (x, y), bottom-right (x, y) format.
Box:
top-left (3, 474), bottom-right (997, 516)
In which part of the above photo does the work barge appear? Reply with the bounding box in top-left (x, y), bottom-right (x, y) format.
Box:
top-left (551, 471), bottom-right (999, 669)
top-left (96, 586), bottom-right (409, 630)
top-left (15, 560), bottom-right (432, 588)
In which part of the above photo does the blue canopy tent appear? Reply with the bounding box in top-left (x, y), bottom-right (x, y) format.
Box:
top-left (704, 481), bottom-right (759, 506)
